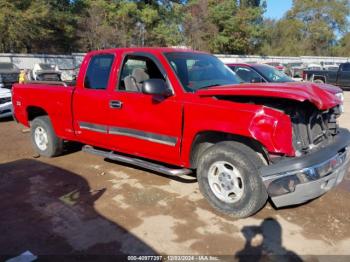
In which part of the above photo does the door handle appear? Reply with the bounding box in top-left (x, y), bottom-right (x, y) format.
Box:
top-left (110, 100), bottom-right (123, 109)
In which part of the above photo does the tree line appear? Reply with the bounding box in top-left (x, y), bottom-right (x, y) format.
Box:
top-left (0, 0), bottom-right (349, 56)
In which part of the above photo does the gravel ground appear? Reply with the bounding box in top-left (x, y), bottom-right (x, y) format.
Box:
top-left (0, 92), bottom-right (349, 261)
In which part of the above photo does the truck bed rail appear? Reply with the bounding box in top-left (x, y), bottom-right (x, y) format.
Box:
top-left (25, 81), bottom-right (69, 87)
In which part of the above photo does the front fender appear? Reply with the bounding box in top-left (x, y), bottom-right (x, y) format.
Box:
top-left (249, 107), bottom-right (294, 156)
top-left (180, 101), bottom-right (295, 167)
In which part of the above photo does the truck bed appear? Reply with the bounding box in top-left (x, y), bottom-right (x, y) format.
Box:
top-left (12, 82), bottom-right (76, 140)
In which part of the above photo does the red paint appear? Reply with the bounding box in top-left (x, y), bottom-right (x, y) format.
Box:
top-left (12, 48), bottom-right (341, 168)
top-left (227, 63), bottom-right (342, 95)
top-left (196, 82), bottom-right (341, 110)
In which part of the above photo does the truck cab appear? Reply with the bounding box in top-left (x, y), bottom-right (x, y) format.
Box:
top-left (303, 62), bottom-right (350, 89)
top-left (12, 48), bottom-right (350, 218)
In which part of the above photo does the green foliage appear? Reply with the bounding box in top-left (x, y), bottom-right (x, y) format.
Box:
top-left (261, 0), bottom-right (350, 56)
top-left (0, 0), bottom-right (349, 56)
top-left (184, 0), bottom-right (266, 54)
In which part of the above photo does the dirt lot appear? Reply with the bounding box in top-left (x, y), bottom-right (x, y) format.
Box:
top-left (0, 92), bottom-right (350, 261)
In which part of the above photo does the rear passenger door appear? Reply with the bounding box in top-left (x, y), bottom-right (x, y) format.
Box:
top-left (73, 53), bottom-right (115, 147)
top-left (107, 53), bottom-right (183, 164)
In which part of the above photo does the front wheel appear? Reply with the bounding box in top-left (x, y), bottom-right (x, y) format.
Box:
top-left (197, 141), bottom-right (268, 218)
top-left (31, 116), bottom-right (63, 157)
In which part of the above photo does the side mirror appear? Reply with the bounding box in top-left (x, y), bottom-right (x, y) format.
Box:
top-left (251, 77), bottom-right (263, 83)
top-left (142, 79), bottom-right (172, 97)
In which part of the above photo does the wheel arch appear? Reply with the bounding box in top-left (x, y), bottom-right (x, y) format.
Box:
top-left (27, 106), bottom-right (48, 123)
top-left (190, 130), bottom-right (269, 169)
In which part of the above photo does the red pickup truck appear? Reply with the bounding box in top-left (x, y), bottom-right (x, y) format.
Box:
top-left (13, 48), bottom-right (350, 218)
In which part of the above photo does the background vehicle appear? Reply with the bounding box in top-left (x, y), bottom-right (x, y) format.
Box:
top-left (31, 63), bottom-right (62, 81)
top-left (321, 62), bottom-right (339, 71)
top-left (227, 63), bottom-right (344, 101)
top-left (0, 88), bottom-right (12, 118)
top-left (227, 63), bottom-right (294, 83)
top-left (303, 62), bottom-right (350, 89)
top-left (0, 62), bottom-right (20, 89)
top-left (305, 63), bottom-right (322, 71)
top-left (12, 48), bottom-right (350, 218)
top-left (285, 62), bottom-right (304, 78)
top-left (264, 62), bottom-right (285, 71)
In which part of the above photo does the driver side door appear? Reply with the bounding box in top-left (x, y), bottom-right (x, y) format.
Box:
top-left (107, 53), bottom-right (183, 165)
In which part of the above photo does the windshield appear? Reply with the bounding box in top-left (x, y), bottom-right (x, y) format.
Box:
top-left (0, 63), bottom-right (17, 70)
top-left (254, 64), bottom-right (294, 83)
top-left (164, 52), bottom-right (242, 92)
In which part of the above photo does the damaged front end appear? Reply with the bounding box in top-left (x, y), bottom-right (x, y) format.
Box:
top-left (215, 95), bottom-right (350, 208)
top-left (261, 131), bottom-right (350, 207)
top-left (257, 100), bottom-right (350, 207)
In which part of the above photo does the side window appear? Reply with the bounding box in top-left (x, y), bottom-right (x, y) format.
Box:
top-left (341, 63), bottom-right (350, 72)
top-left (84, 54), bottom-right (114, 90)
top-left (235, 66), bottom-right (261, 83)
top-left (119, 55), bottom-right (165, 92)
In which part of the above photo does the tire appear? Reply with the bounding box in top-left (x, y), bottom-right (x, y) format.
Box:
top-left (31, 116), bottom-right (63, 157)
top-left (197, 141), bottom-right (268, 218)
top-left (314, 79), bottom-right (324, 84)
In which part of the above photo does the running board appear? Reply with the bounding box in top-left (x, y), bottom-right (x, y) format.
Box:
top-left (82, 145), bottom-right (192, 177)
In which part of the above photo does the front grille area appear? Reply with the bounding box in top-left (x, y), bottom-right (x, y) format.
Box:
top-left (0, 97), bottom-right (11, 105)
top-left (292, 106), bottom-right (341, 154)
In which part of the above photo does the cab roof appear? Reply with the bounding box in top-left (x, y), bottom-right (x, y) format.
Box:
top-left (88, 47), bottom-right (207, 56)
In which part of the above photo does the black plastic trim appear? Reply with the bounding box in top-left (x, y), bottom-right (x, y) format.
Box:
top-left (109, 126), bottom-right (178, 146)
top-left (79, 122), bottom-right (107, 133)
top-left (260, 128), bottom-right (350, 177)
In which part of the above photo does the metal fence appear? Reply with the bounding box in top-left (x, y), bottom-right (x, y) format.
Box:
top-left (216, 54), bottom-right (350, 64)
top-left (1, 52), bottom-right (349, 80)
top-left (0, 53), bottom-right (85, 81)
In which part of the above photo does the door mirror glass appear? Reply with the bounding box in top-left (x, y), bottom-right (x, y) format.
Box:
top-left (142, 79), bottom-right (172, 97)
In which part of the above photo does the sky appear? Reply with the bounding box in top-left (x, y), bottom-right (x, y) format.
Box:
top-left (264, 0), bottom-right (293, 20)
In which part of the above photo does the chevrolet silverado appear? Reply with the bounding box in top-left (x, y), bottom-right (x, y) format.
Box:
top-left (12, 48), bottom-right (350, 218)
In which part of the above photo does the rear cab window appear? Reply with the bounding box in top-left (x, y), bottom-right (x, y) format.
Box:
top-left (84, 54), bottom-right (115, 90)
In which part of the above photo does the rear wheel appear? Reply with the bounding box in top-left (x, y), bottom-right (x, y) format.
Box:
top-left (31, 116), bottom-right (63, 157)
top-left (197, 141), bottom-right (268, 218)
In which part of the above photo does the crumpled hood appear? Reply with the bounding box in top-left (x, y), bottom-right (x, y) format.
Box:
top-left (0, 88), bottom-right (11, 98)
top-left (312, 82), bottom-right (342, 95)
top-left (196, 82), bottom-right (341, 110)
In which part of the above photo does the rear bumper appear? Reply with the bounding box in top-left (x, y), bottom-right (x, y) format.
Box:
top-left (260, 128), bottom-right (350, 207)
top-left (0, 102), bottom-right (13, 118)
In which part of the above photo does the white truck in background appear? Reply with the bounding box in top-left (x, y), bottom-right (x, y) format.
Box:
top-left (0, 88), bottom-right (12, 119)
